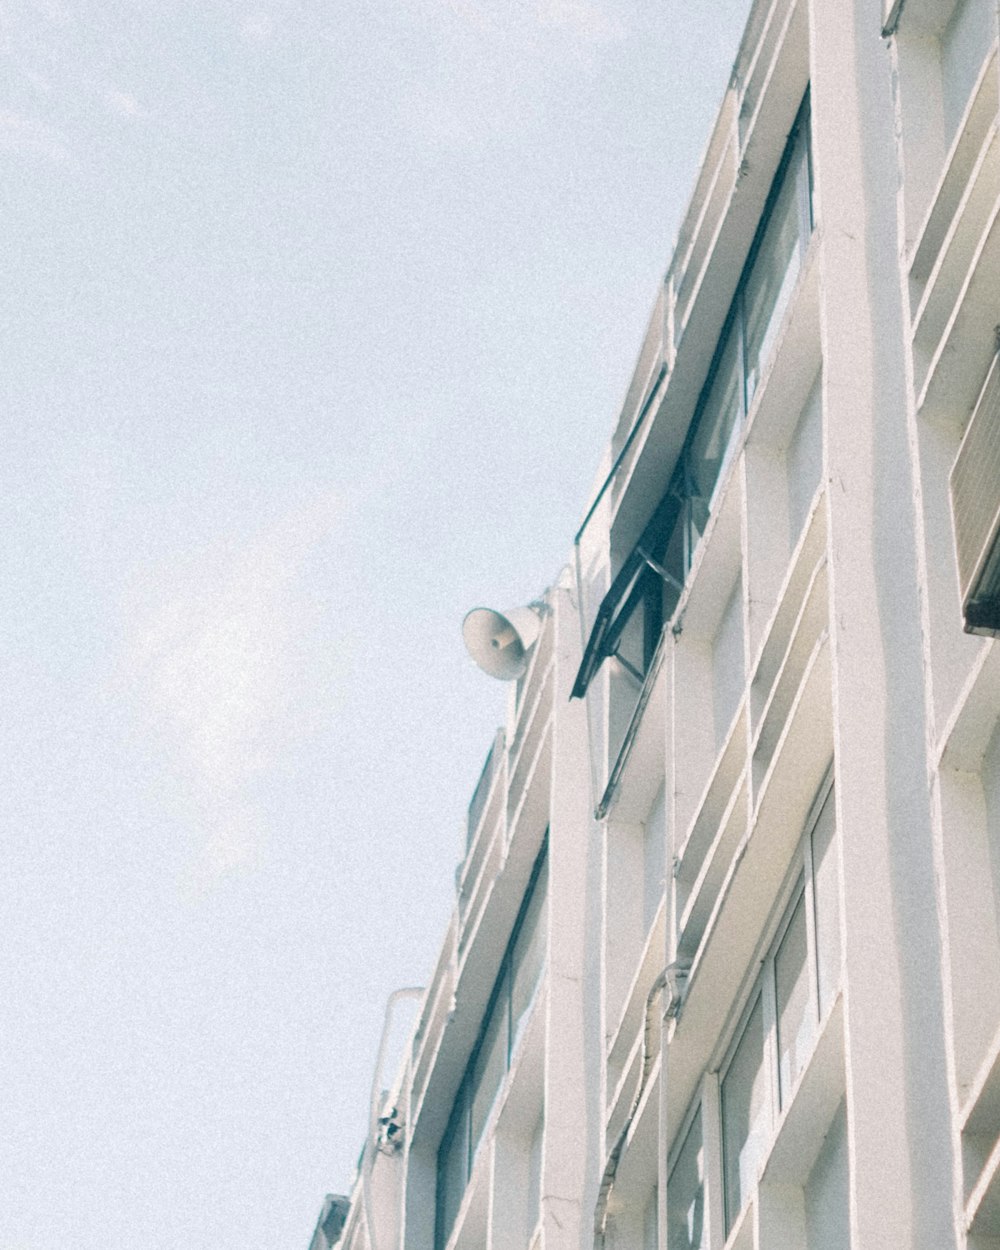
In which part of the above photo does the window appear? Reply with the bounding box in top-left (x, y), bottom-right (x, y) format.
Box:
top-left (775, 890), bottom-right (813, 1104)
top-left (713, 578), bottom-right (744, 747)
top-left (811, 787), bottom-right (840, 1016)
top-left (527, 1111), bottom-right (544, 1234)
top-left (572, 95), bottom-right (813, 703)
top-left (722, 994), bottom-right (769, 1229)
top-left (643, 784), bottom-right (667, 935)
top-left (572, 489), bottom-right (678, 701)
top-left (940, 0), bottom-right (996, 148)
top-left (786, 374), bottom-right (823, 547)
top-left (674, 94), bottom-right (813, 581)
top-left (951, 349), bottom-right (1000, 636)
top-left (720, 779), bottom-right (839, 1233)
top-left (667, 1108), bottom-right (705, 1250)
top-left (436, 844), bottom-right (549, 1250)
top-left (643, 1186), bottom-right (659, 1250)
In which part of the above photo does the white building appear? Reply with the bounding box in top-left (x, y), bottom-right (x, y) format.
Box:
top-left (320, 0), bottom-right (1000, 1247)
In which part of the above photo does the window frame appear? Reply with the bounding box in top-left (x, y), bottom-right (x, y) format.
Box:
top-left (435, 838), bottom-right (549, 1250)
top-left (716, 771), bottom-right (836, 1234)
top-left (572, 92), bottom-right (813, 703)
top-left (666, 1097), bottom-right (707, 1250)
top-left (674, 91), bottom-right (813, 579)
top-left (950, 347), bottom-right (1000, 637)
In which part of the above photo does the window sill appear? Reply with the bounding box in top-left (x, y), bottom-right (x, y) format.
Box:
top-left (761, 991), bottom-right (845, 1186)
top-left (914, 189), bottom-right (1000, 427)
top-left (936, 634), bottom-right (1000, 772)
top-left (908, 43), bottom-right (998, 289)
top-left (720, 994), bottom-right (846, 1249)
top-left (962, 1014), bottom-right (1000, 1236)
top-left (723, 1192), bottom-right (755, 1250)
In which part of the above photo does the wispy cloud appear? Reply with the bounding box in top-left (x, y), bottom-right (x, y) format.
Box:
top-left (534, 0), bottom-right (625, 44)
top-left (439, 0), bottom-right (628, 46)
top-left (239, 11), bottom-right (274, 43)
top-left (382, 0), bottom-right (629, 149)
top-left (0, 110), bottom-right (68, 160)
top-left (122, 492), bottom-right (343, 887)
top-left (104, 87), bottom-right (145, 119)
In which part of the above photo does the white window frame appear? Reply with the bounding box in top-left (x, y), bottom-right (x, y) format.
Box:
top-left (666, 1096), bottom-right (706, 1250)
top-left (715, 770), bottom-right (836, 1234)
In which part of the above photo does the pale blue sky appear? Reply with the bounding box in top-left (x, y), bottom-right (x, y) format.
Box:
top-left (1, 2), bottom-right (749, 1246)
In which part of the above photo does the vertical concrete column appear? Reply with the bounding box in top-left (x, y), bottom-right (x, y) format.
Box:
top-left (366, 1141), bottom-right (404, 1250)
top-left (543, 577), bottom-right (604, 1250)
top-left (809, 2), bottom-right (956, 1247)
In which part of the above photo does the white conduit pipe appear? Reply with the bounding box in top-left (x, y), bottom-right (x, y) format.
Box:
top-left (361, 987), bottom-right (425, 1250)
top-left (593, 969), bottom-right (668, 1250)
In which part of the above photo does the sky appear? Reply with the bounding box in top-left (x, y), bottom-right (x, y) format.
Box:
top-left (1, 1), bottom-right (750, 1246)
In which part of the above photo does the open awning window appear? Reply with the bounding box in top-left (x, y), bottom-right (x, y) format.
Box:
top-left (571, 486), bottom-right (685, 699)
top-left (572, 96), bottom-right (815, 701)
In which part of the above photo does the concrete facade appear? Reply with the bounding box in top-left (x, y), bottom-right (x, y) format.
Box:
top-left (319, 0), bottom-right (1000, 1247)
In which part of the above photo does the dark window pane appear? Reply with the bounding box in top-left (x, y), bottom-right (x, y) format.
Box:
top-left (510, 859), bottom-right (548, 1050)
top-left (688, 329), bottom-right (743, 514)
top-left (470, 971), bottom-right (509, 1153)
top-left (615, 588), bottom-right (650, 679)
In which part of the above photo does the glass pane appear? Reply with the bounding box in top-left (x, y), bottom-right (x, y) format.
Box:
top-left (712, 578), bottom-right (744, 749)
top-left (660, 498), bottom-right (687, 606)
top-left (615, 579), bottom-right (651, 680)
top-left (688, 328), bottom-right (743, 513)
top-left (683, 494), bottom-right (709, 578)
top-left (510, 861), bottom-right (548, 1050)
top-left (812, 789), bottom-right (841, 1014)
top-left (775, 888), bottom-right (813, 1107)
top-left (743, 138), bottom-right (806, 404)
top-left (644, 1186), bottom-right (659, 1250)
top-left (667, 1108), bottom-right (704, 1250)
top-left (527, 1111), bottom-right (544, 1229)
top-left (786, 376), bottom-right (823, 546)
top-left (722, 995), bottom-right (770, 1231)
top-left (643, 785), bottom-right (667, 935)
top-left (941, 0), bottom-right (995, 146)
top-left (642, 574), bottom-right (665, 670)
top-left (469, 974), bottom-right (509, 1153)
